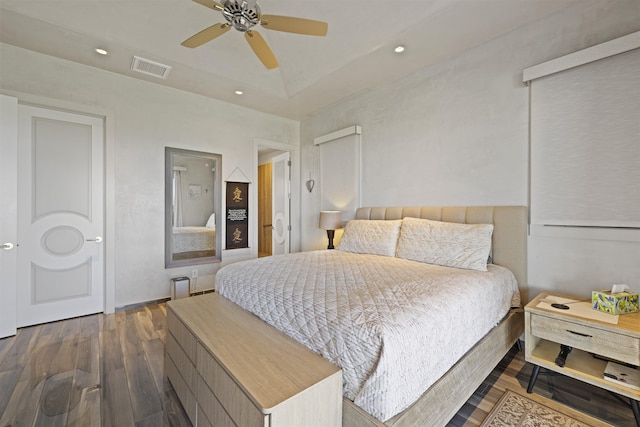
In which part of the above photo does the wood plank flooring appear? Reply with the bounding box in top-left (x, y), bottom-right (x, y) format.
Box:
top-left (0, 301), bottom-right (636, 426)
top-left (0, 304), bottom-right (190, 426)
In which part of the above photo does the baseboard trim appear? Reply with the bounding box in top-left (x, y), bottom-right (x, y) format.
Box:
top-left (115, 289), bottom-right (215, 312)
top-left (116, 297), bottom-right (171, 312)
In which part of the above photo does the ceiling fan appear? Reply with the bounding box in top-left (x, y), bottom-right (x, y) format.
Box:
top-left (181, 0), bottom-right (328, 69)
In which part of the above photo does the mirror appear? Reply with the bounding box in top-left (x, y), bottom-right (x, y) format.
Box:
top-left (165, 147), bottom-right (222, 268)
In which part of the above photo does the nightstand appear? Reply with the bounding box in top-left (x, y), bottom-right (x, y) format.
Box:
top-left (525, 291), bottom-right (640, 426)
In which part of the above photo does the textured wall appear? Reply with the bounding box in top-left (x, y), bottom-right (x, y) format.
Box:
top-left (0, 44), bottom-right (299, 307)
top-left (300, 0), bottom-right (640, 299)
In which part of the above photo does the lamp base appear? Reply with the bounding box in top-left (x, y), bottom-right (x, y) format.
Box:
top-left (326, 229), bottom-right (335, 250)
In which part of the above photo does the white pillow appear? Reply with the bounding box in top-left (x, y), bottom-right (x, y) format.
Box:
top-left (396, 217), bottom-right (493, 271)
top-left (337, 220), bottom-right (402, 257)
top-left (205, 213), bottom-right (215, 228)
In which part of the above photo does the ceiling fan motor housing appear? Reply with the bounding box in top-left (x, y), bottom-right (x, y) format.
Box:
top-left (222, 0), bottom-right (260, 32)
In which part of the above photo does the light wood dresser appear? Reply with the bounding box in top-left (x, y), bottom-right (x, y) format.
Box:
top-left (165, 292), bottom-right (343, 427)
top-left (525, 291), bottom-right (640, 425)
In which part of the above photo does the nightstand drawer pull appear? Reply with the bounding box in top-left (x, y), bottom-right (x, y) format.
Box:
top-left (567, 330), bottom-right (592, 338)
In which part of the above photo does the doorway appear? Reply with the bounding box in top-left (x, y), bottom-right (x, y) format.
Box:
top-left (257, 148), bottom-right (290, 257)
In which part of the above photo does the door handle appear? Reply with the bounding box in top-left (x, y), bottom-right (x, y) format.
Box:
top-left (2, 242), bottom-right (15, 250)
top-left (86, 236), bottom-right (103, 243)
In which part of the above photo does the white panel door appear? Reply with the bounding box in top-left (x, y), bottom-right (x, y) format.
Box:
top-left (17, 105), bottom-right (104, 327)
top-left (0, 95), bottom-right (18, 338)
top-left (271, 152), bottom-right (290, 255)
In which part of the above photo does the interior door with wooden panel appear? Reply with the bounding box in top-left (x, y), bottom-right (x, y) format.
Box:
top-left (17, 105), bottom-right (105, 327)
top-left (258, 162), bottom-right (272, 256)
top-left (271, 152), bottom-right (290, 256)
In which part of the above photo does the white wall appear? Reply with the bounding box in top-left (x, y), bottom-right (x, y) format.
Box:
top-left (300, 0), bottom-right (640, 300)
top-left (0, 43), bottom-right (299, 307)
top-left (2, 1), bottom-right (639, 309)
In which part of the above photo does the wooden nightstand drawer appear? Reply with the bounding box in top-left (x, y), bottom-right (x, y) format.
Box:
top-left (525, 292), bottom-right (640, 421)
top-left (530, 313), bottom-right (640, 366)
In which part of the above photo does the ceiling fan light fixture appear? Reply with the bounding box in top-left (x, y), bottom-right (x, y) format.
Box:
top-left (222, 0), bottom-right (261, 32)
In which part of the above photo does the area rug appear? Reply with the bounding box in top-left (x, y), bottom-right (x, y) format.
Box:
top-left (480, 389), bottom-right (599, 427)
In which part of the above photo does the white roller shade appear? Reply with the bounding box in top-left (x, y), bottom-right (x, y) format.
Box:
top-left (315, 126), bottom-right (362, 221)
top-left (530, 47), bottom-right (640, 228)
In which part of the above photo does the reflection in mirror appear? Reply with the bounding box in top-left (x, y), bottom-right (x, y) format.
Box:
top-left (165, 147), bottom-right (222, 268)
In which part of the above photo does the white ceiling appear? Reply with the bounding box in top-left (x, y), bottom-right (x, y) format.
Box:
top-left (0, 0), bottom-right (578, 120)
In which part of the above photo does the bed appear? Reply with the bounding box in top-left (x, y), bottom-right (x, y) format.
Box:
top-left (172, 214), bottom-right (216, 260)
top-left (215, 206), bottom-right (527, 426)
top-left (172, 226), bottom-right (215, 252)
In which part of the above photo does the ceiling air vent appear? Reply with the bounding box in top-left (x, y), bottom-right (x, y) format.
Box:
top-left (130, 56), bottom-right (172, 79)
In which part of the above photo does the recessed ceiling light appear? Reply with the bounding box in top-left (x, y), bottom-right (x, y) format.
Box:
top-left (235, 90), bottom-right (244, 95)
top-left (95, 48), bottom-right (108, 55)
top-left (394, 45), bottom-right (405, 53)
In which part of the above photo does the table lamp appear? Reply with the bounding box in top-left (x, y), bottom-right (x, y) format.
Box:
top-left (319, 210), bottom-right (343, 249)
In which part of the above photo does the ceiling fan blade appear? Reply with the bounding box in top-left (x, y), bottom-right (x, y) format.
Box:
top-left (192, 0), bottom-right (224, 11)
top-left (245, 31), bottom-right (279, 69)
top-left (260, 15), bottom-right (328, 36)
top-left (181, 23), bottom-right (231, 48)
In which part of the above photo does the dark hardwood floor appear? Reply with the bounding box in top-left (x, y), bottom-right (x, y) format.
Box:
top-left (0, 303), bottom-right (190, 426)
top-left (0, 301), bottom-right (635, 426)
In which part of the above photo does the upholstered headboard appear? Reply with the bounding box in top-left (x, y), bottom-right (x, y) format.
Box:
top-left (355, 206), bottom-right (528, 302)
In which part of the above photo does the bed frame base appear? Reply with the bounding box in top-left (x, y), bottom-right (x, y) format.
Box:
top-left (343, 308), bottom-right (524, 427)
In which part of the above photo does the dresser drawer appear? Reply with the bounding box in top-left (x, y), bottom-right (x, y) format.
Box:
top-left (197, 406), bottom-right (213, 427)
top-left (530, 314), bottom-right (640, 365)
top-left (167, 308), bottom-right (197, 363)
top-left (166, 332), bottom-right (198, 393)
top-left (165, 354), bottom-right (197, 424)
top-left (197, 343), bottom-right (266, 427)
top-left (197, 374), bottom-right (237, 427)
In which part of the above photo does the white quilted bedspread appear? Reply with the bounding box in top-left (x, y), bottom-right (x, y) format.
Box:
top-left (172, 226), bottom-right (215, 253)
top-left (215, 250), bottom-right (519, 422)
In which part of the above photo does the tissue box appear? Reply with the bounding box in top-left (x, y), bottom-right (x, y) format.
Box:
top-left (592, 290), bottom-right (639, 315)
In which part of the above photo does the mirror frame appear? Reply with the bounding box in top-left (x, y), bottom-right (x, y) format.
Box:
top-left (165, 147), bottom-right (222, 268)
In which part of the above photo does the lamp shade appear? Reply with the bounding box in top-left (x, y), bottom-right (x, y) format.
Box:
top-left (319, 211), bottom-right (343, 230)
